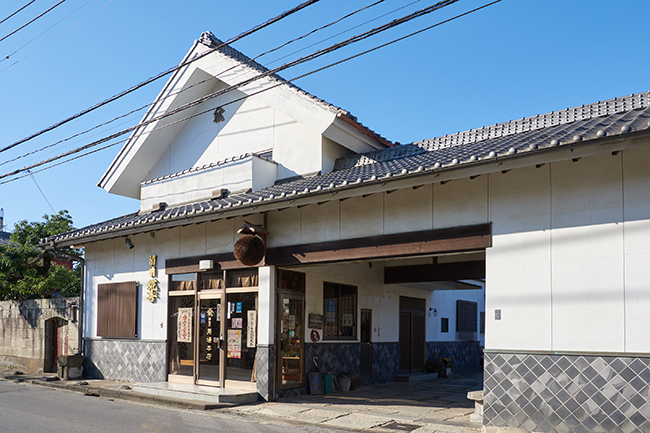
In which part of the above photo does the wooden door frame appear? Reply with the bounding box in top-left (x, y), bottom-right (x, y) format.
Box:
top-left (276, 290), bottom-right (305, 391)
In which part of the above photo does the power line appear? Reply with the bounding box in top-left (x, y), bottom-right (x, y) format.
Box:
top-left (0, 0), bottom-right (386, 168)
top-left (26, 170), bottom-right (56, 213)
top-left (0, 0), bottom-right (501, 185)
top-left (0, 0), bottom-right (321, 155)
top-left (0, 0), bottom-right (66, 43)
top-left (266, 0), bottom-right (424, 67)
top-left (0, 0), bottom-right (36, 26)
top-left (0, 0), bottom-right (99, 66)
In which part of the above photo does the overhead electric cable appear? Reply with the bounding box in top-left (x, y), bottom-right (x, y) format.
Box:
top-left (0, 0), bottom-right (36, 26)
top-left (0, 0), bottom-right (99, 66)
top-left (0, 0), bottom-right (502, 184)
top-left (0, 103), bottom-right (146, 169)
top-left (0, 0), bottom-right (321, 155)
top-left (267, 0), bottom-right (424, 66)
top-left (0, 0), bottom-right (66, 43)
top-left (2, 0), bottom-right (500, 187)
top-left (27, 170), bottom-right (56, 213)
top-left (1, 0), bottom-right (380, 165)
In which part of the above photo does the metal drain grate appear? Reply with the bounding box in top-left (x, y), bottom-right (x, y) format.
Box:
top-left (380, 421), bottom-right (422, 432)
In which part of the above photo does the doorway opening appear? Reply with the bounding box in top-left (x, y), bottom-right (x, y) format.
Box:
top-left (276, 269), bottom-right (306, 390)
top-left (398, 296), bottom-right (425, 375)
top-left (167, 268), bottom-right (259, 391)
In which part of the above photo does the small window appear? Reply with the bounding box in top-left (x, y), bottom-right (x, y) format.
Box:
top-left (441, 317), bottom-right (449, 333)
top-left (323, 282), bottom-right (357, 339)
top-left (97, 281), bottom-right (138, 338)
top-left (228, 268), bottom-right (259, 288)
top-left (170, 273), bottom-right (196, 292)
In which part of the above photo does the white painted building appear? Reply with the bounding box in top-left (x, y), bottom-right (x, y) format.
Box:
top-left (44, 32), bottom-right (650, 432)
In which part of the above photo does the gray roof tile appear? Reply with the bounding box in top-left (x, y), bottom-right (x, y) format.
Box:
top-left (0, 231), bottom-right (10, 246)
top-left (43, 91), bottom-right (650, 246)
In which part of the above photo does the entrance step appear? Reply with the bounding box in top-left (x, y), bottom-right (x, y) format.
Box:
top-left (396, 373), bottom-right (438, 382)
top-left (132, 382), bottom-right (259, 405)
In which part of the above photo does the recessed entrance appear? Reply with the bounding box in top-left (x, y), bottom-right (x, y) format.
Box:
top-left (167, 268), bottom-right (258, 391)
top-left (277, 269), bottom-right (306, 390)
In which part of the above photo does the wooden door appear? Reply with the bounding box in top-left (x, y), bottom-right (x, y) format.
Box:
top-left (360, 309), bottom-right (372, 379)
top-left (398, 297), bottom-right (425, 374)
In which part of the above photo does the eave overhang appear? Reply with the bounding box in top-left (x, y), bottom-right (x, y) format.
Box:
top-left (42, 126), bottom-right (650, 250)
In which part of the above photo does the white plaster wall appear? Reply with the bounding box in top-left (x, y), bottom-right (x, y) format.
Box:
top-left (485, 147), bottom-right (650, 354)
top-left (273, 110), bottom-right (324, 181)
top-left (140, 156), bottom-right (277, 210)
top-left (550, 155), bottom-right (624, 352)
top-left (145, 90), bottom-right (325, 201)
top-left (486, 166), bottom-right (552, 351)
top-left (428, 287), bottom-right (485, 345)
top-left (434, 176), bottom-right (488, 229)
top-left (340, 194), bottom-right (384, 239)
top-left (622, 146), bottom-right (650, 353)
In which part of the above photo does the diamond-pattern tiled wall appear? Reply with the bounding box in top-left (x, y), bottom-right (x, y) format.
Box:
top-left (257, 345), bottom-right (274, 401)
top-left (83, 339), bottom-right (166, 382)
top-left (305, 342), bottom-right (360, 377)
top-left (365, 342), bottom-right (399, 385)
top-left (427, 341), bottom-right (482, 375)
top-left (484, 352), bottom-right (650, 433)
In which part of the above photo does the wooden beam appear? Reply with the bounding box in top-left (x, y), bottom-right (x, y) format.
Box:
top-left (384, 260), bottom-right (485, 284)
top-left (266, 223), bottom-right (491, 266)
top-left (165, 252), bottom-right (248, 275)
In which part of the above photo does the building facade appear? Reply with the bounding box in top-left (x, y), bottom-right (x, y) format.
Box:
top-left (43, 32), bottom-right (650, 432)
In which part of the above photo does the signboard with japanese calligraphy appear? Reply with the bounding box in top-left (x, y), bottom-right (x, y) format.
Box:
top-left (247, 310), bottom-right (256, 348)
top-left (177, 308), bottom-right (192, 343)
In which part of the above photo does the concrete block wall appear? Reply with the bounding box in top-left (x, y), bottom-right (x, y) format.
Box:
top-left (0, 297), bottom-right (79, 372)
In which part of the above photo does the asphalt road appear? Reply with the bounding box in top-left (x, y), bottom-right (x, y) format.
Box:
top-left (0, 380), bottom-right (343, 433)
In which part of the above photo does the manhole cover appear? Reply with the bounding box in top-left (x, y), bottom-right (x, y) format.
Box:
top-left (381, 421), bottom-right (422, 432)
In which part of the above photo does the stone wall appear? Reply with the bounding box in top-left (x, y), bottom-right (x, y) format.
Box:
top-left (0, 297), bottom-right (79, 372)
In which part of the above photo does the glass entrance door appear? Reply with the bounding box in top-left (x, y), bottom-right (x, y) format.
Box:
top-left (279, 294), bottom-right (304, 389)
top-left (168, 285), bottom-right (196, 384)
top-left (197, 296), bottom-right (223, 386)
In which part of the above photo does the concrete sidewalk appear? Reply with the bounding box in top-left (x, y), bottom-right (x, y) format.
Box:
top-left (1, 368), bottom-right (503, 433)
top-left (233, 374), bottom-right (485, 433)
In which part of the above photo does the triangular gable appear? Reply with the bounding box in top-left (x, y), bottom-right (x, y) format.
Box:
top-left (98, 32), bottom-right (389, 200)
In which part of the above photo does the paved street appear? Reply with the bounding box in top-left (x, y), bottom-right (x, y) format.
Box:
top-left (0, 380), bottom-right (342, 433)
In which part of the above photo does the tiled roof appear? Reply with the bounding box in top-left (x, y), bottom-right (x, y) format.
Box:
top-left (43, 91), bottom-right (650, 247)
top-left (142, 152), bottom-right (275, 185)
top-left (335, 91), bottom-right (650, 170)
top-left (0, 231), bottom-right (10, 246)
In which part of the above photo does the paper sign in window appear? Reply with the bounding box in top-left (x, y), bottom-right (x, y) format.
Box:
top-left (177, 308), bottom-right (192, 343)
top-left (227, 329), bottom-right (241, 358)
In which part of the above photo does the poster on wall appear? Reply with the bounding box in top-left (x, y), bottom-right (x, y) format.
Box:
top-left (247, 310), bottom-right (256, 348)
top-left (232, 318), bottom-right (242, 328)
top-left (177, 308), bottom-right (193, 343)
top-left (227, 329), bottom-right (241, 358)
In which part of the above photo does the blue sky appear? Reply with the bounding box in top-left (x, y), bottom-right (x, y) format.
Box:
top-left (0, 0), bottom-right (648, 231)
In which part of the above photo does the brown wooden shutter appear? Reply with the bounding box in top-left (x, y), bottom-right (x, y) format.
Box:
top-left (97, 281), bottom-right (138, 338)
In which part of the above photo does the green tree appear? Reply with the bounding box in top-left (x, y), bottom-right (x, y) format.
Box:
top-left (0, 211), bottom-right (81, 301)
